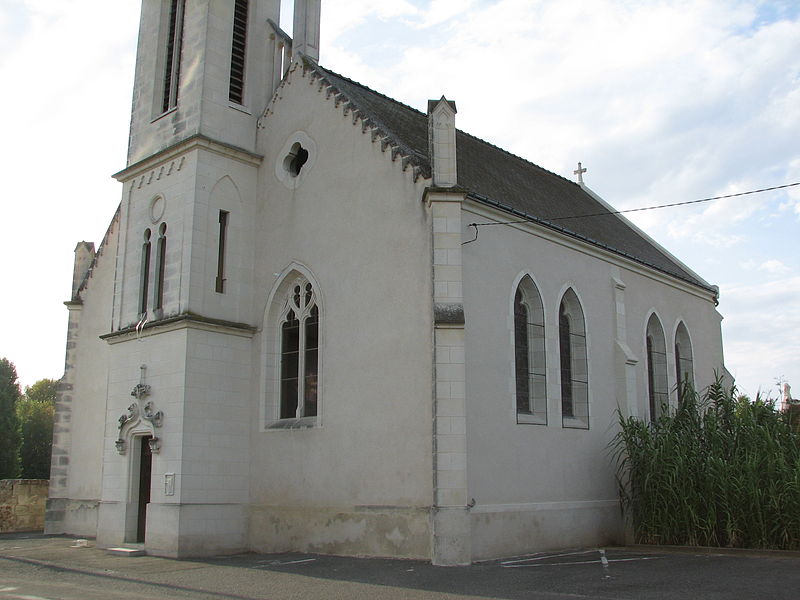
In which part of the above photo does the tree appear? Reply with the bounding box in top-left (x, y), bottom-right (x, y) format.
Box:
top-left (24, 379), bottom-right (58, 405)
top-left (17, 379), bottom-right (57, 479)
top-left (0, 358), bottom-right (21, 479)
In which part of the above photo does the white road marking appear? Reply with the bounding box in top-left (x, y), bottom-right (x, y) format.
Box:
top-left (256, 558), bottom-right (317, 566)
top-left (502, 556), bottom-right (661, 568)
top-left (276, 558), bottom-right (316, 566)
top-left (599, 548), bottom-right (610, 579)
top-left (501, 550), bottom-right (596, 565)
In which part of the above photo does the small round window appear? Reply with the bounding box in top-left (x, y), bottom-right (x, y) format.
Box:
top-left (283, 143), bottom-right (309, 177)
top-left (275, 132), bottom-right (317, 190)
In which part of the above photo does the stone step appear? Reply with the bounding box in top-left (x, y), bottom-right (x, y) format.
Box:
top-left (107, 547), bottom-right (145, 557)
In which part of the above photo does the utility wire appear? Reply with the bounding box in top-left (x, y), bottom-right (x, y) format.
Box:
top-left (462, 182), bottom-right (800, 245)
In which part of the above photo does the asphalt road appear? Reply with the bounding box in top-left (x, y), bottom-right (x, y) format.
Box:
top-left (2, 533), bottom-right (799, 599)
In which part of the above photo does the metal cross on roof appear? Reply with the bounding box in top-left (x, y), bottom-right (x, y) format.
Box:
top-left (574, 162), bottom-right (587, 185)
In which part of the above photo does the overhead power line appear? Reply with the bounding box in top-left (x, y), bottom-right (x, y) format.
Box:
top-left (548, 182), bottom-right (800, 222)
top-left (462, 181), bottom-right (800, 245)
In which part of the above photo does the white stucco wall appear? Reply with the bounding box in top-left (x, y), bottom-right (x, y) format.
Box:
top-left (460, 201), bottom-right (725, 559)
top-left (48, 218), bottom-right (120, 536)
top-left (246, 64), bottom-right (435, 558)
top-left (53, 0), bottom-right (729, 563)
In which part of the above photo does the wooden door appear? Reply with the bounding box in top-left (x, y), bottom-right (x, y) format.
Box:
top-left (136, 436), bottom-right (153, 543)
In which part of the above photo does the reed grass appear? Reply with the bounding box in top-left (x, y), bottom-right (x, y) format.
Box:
top-left (612, 378), bottom-right (800, 549)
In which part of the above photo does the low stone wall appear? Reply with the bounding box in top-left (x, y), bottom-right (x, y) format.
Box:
top-left (0, 479), bottom-right (49, 533)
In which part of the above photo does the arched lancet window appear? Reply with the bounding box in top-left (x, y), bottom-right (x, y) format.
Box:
top-left (154, 223), bottom-right (167, 312)
top-left (279, 279), bottom-right (319, 420)
top-left (559, 289), bottom-right (588, 428)
top-left (674, 322), bottom-right (694, 406)
top-left (514, 276), bottom-right (547, 424)
top-left (646, 314), bottom-right (669, 422)
top-left (139, 229), bottom-right (152, 316)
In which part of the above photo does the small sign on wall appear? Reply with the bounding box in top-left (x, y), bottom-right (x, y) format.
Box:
top-left (164, 473), bottom-right (175, 496)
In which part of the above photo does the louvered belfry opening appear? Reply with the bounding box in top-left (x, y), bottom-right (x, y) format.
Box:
top-left (229, 0), bottom-right (249, 104)
top-left (162, 0), bottom-right (185, 113)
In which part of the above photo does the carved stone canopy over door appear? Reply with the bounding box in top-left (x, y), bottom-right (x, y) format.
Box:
top-left (116, 365), bottom-right (164, 455)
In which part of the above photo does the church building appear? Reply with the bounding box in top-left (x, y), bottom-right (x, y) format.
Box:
top-left (46, 0), bottom-right (727, 565)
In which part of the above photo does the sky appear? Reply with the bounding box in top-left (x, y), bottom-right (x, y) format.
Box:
top-left (0, 0), bottom-right (798, 400)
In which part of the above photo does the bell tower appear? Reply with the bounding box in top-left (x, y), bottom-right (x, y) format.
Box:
top-left (127, 0), bottom-right (282, 165)
top-left (96, 0), bottom-right (304, 557)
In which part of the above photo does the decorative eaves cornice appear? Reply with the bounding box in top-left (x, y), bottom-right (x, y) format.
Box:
top-left (258, 58), bottom-right (431, 183)
top-left (113, 135), bottom-right (263, 183)
top-left (101, 313), bottom-right (256, 344)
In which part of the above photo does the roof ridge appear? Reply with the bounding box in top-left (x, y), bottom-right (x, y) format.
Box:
top-left (295, 60), bottom-right (706, 290)
top-left (312, 63), bottom-right (429, 120)
top-left (310, 62), bottom-right (582, 196)
top-left (455, 128), bottom-right (586, 198)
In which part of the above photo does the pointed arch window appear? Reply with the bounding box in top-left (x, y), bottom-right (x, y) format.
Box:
top-left (646, 314), bottom-right (669, 422)
top-left (514, 276), bottom-right (547, 424)
top-left (139, 229), bottom-right (152, 316)
top-left (154, 223), bottom-right (167, 312)
top-left (559, 289), bottom-right (588, 428)
top-left (279, 280), bottom-right (319, 420)
top-left (674, 322), bottom-right (694, 406)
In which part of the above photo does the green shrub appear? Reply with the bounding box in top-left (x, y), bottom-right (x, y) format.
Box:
top-left (612, 378), bottom-right (800, 549)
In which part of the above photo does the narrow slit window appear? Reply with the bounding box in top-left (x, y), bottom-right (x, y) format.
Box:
top-left (154, 223), bottom-right (167, 311)
top-left (139, 230), bottom-right (152, 315)
top-left (215, 211), bottom-right (229, 293)
top-left (228, 0), bottom-right (249, 104)
top-left (162, 0), bottom-right (185, 113)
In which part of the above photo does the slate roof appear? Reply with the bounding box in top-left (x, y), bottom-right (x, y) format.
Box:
top-left (310, 62), bottom-right (712, 292)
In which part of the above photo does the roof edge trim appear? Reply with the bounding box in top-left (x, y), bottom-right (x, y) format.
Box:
top-left (466, 191), bottom-right (717, 295)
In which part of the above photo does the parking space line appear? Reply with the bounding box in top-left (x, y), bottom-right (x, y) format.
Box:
top-left (501, 550), bottom-right (597, 565)
top-left (503, 556), bottom-right (661, 568)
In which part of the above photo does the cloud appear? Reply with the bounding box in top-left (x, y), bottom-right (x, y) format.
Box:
top-left (413, 0), bottom-right (476, 28)
top-left (2, 0), bottom-right (799, 394)
top-left (0, 0), bottom-right (139, 387)
top-left (323, 0), bottom-right (800, 401)
top-left (331, 0), bottom-right (798, 212)
top-left (319, 0), bottom-right (420, 42)
top-left (759, 260), bottom-right (791, 275)
top-left (719, 276), bottom-right (800, 397)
